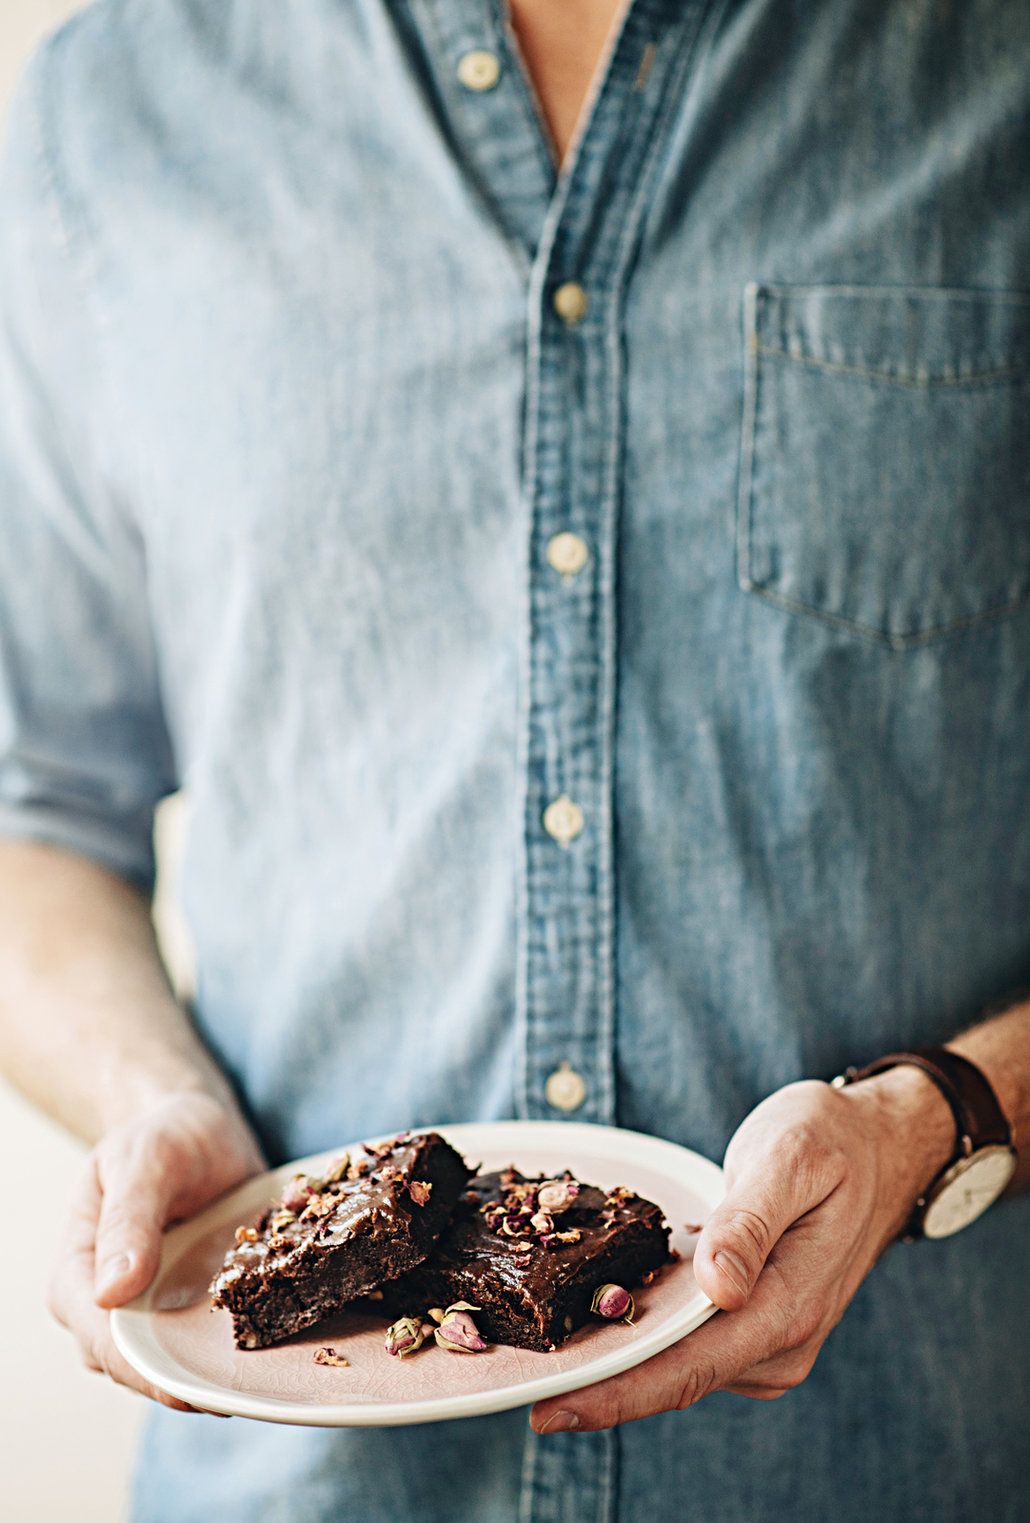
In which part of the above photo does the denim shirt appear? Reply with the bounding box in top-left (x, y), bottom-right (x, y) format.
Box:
top-left (1, 1), bottom-right (1028, 1519)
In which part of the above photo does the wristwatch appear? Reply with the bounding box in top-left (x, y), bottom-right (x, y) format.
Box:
top-left (831, 1046), bottom-right (1017, 1240)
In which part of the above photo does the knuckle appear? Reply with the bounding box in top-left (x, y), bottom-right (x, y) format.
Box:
top-left (45, 1274), bottom-right (68, 1328)
top-left (80, 1336), bottom-right (106, 1376)
top-left (778, 1298), bottom-right (822, 1349)
top-left (774, 1122), bottom-right (817, 1171)
top-left (775, 1123), bottom-right (845, 1196)
top-left (728, 1207), bottom-right (772, 1260)
top-left (673, 1361), bottom-right (717, 1411)
top-left (776, 1347), bottom-right (819, 1389)
top-left (587, 1394), bottom-right (624, 1430)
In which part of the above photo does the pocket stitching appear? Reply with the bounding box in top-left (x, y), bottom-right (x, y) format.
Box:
top-left (753, 342), bottom-right (1030, 391)
top-left (744, 580), bottom-right (1030, 652)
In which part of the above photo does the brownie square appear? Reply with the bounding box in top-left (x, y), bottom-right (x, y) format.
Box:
top-left (210, 1131), bottom-right (472, 1349)
top-left (379, 1167), bottom-right (671, 1352)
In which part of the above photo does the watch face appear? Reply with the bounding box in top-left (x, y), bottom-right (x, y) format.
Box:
top-left (922, 1147), bottom-right (1017, 1239)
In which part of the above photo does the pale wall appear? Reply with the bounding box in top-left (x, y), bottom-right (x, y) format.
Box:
top-left (1, 11), bottom-right (168, 1521)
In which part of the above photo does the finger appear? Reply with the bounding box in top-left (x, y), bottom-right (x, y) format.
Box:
top-left (47, 1155), bottom-right (104, 1331)
top-left (723, 1336), bottom-right (822, 1397)
top-left (694, 1135), bottom-right (844, 1311)
top-left (93, 1134), bottom-right (178, 1307)
top-left (48, 1160), bottom-right (202, 1412)
top-left (531, 1280), bottom-right (789, 1433)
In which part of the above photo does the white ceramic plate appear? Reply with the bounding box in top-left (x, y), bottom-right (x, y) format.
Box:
top-left (111, 1120), bottom-right (724, 1426)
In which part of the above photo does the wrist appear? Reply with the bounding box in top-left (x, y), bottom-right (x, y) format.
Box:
top-left (839, 1065), bottom-right (957, 1237)
top-left (97, 1058), bottom-right (241, 1137)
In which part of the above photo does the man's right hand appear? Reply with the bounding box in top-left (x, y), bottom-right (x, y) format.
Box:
top-left (47, 1091), bottom-right (265, 1410)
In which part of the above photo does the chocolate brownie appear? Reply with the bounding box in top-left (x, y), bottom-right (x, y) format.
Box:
top-left (210, 1131), bottom-right (472, 1349)
top-left (379, 1168), bottom-right (671, 1352)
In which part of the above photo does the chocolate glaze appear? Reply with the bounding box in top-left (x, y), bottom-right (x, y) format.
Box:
top-left (381, 1168), bottom-right (671, 1352)
top-left (210, 1131), bottom-right (471, 1348)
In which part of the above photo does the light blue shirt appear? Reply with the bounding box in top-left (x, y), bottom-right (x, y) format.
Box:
top-left (1, 2), bottom-right (1027, 1519)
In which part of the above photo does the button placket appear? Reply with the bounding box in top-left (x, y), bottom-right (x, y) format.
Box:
top-left (413, 0), bottom-right (556, 263)
top-left (515, 0), bottom-right (692, 1177)
top-left (412, 5), bottom-right (707, 1521)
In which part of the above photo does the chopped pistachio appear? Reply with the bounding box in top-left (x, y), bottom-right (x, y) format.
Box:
top-left (322, 1153), bottom-right (351, 1185)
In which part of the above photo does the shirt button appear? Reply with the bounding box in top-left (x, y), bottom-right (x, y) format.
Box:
top-left (546, 531), bottom-right (589, 578)
top-left (543, 793), bottom-right (585, 847)
top-left (552, 281), bottom-right (589, 325)
top-left (545, 1063), bottom-right (587, 1112)
top-left (457, 49), bottom-right (501, 91)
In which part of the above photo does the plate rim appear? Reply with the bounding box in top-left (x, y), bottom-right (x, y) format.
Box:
top-left (111, 1119), bottom-right (724, 1426)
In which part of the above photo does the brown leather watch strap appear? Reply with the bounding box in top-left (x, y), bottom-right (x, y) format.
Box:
top-left (838, 1046), bottom-right (1012, 1149)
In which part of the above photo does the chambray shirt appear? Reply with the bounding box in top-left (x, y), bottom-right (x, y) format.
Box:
top-left (2, 1), bottom-right (1028, 1519)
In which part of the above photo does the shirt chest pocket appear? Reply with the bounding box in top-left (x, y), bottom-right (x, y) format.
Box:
top-left (736, 284), bottom-right (1030, 649)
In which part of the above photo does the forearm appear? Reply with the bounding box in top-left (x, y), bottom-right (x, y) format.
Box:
top-left (852, 995), bottom-right (1030, 1217)
top-left (0, 838), bottom-right (240, 1143)
top-left (949, 997), bottom-right (1030, 1190)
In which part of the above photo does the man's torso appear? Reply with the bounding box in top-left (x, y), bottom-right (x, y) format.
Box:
top-left (2, 1), bottom-right (1028, 1518)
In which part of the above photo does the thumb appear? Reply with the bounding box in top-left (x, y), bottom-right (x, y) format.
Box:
top-left (693, 1161), bottom-right (817, 1311)
top-left (93, 1137), bottom-right (178, 1308)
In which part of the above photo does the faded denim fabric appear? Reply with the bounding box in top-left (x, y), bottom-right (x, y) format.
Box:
top-left (1, 1), bottom-right (1028, 1519)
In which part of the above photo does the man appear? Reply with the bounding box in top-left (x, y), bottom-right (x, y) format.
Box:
top-left (1, 0), bottom-right (1027, 1518)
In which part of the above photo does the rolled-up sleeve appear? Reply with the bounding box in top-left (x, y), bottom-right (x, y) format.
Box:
top-left (0, 45), bottom-right (176, 892)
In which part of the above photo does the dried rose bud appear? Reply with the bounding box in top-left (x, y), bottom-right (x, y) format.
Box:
top-left (384, 1317), bottom-right (427, 1357)
top-left (427, 1307), bottom-right (446, 1324)
top-left (536, 1180), bottom-right (576, 1215)
top-left (530, 1211), bottom-right (554, 1235)
top-left (281, 1175), bottom-right (314, 1213)
top-left (591, 1283), bottom-right (635, 1323)
top-left (434, 1302), bottom-right (488, 1353)
top-left (408, 1180), bottom-right (432, 1206)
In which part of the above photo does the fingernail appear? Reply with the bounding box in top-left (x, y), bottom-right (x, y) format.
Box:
top-left (538, 1409), bottom-right (581, 1434)
top-left (714, 1249), bottom-right (749, 1297)
top-left (97, 1252), bottom-right (133, 1295)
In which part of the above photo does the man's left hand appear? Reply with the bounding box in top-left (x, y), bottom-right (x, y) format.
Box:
top-left (530, 1071), bottom-right (954, 1433)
